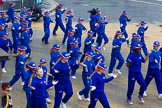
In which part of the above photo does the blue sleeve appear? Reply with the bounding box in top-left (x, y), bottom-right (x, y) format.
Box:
top-left (126, 54), bottom-right (133, 64)
top-left (112, 39), bottom-right (117, 46)
top-left (122, 38), bottom-right (126, 42)
top-left (61, 10), bottom-right (65, 14)
top-left (144, 26), bottom-right (148, 31)
top-left (101, 54), bottom-right (105, 63)
top-left (127, 18), bottom-right (131, 22)
top-left (141, 54), bottom-right (145, 63)
top-left (91, 74), bottom-right (97, 87)
top-left (31, 78), bottom-right (37, 89)
top-left (105, 76), bottom-right (114, 83)
top-left (149, 52), bottom-right (154, 63)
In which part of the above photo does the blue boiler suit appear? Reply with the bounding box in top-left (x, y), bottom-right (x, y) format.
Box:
top-left (53, 61), bottom-right (73, 108)
top-left (137, 26), bottom-right (148, 56)
top-left (31, 76), bottom-right (53, 108)
top-left (66, 35), bottom-right (74, 53)
top-left (140, 50), bottom-right (162, 95)
top-left (62, 16), bottom-right (73, 44)
top-left (12, 22), bottom-right (21, 54)
top-left (96, 21), bottom-right (109, 47)
top-left (108, 38), bottom-right (126, 73)
top-left (69, 47), bottom-right (80, 76)
top-left (80, 36), bottom-right (93, 63)
top-left (53, 9), bottom-right (66, 35)
top-left (10, 53), bottom-right (26, 86)
top-left (6, 6), bottom-right (14, 23)
top-left (119, 15), bottom-right (131, 42)
top-left (26, 15), bottom-right (33, 38)
top-left (126, 53), bottom-right (146, 100)
top-left (79, 59), bottom-right (95, 98)
top-left (160, 47), bottom-right (162, 72)
top-left (88, 72), bottom-right (114, 108)
top-left (42, 16), bottom-right (53, 43)
top-left (0, 17), bottom-right (7, 32)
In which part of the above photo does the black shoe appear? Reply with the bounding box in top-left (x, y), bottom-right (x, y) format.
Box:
top-left (26, 57), bottom-right (32, 60)
top-left (45, 42), bottom-right (50, 44)
top-left (42, 38), bottom-right (45, 42)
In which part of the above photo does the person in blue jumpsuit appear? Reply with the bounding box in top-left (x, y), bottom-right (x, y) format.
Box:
top-left (93, 46), bottom-right (105, 66)
top-left (30, 68), bottom-right (58, 108)
top-left (80, 30), bottom-right (94, 63)
top-left (6, 2), bottom-right (15, 23)
top-left (137, 21), bottom-right (148, 56)
top-left (0, 33), bottom-right (12, 73)
top-left (0, 12), bottom-right (7, 32)
top-left (38, 58), bottom-right (52, 103)
top-left (66, 29), bottom-right (74, 53)
top-left (23, 62), bottom-right (36, 108)
top-left (108, 30), bottom-right (126, 76)
top-left (11, 16), bottom-right (21, 55)
top-left (48, 44), bottom-right (61, 86)
top-left (77, 51), bottom-right (95, 101)
top-left (130, 34), bottom-right (142, 53)
top-left (26, 11), bottom-right (33, 41)
top-left (53, 4), bottom-right (66, 36)
top-left (42, 11), bottom-right (54, 44)
top-left (62, 10), bottom-right (73, 45)
top-left (20, 27), bottom-right (31, 59)
top-left (52, 52), bottom-right (73, 108)
top-left (119, 10), bottom-right (131, 44)
top-left (9, 45), bottom-right (27, 86)
top-left (95, 17), bottom-right (109, 50)
top-left (139, 41), bottom-right (162, 99)
top-left (160, 47), bottom-right (162, 73)
top-left (88, 63), bottom-right (118, 108)
top-left (0, 24), bottom-right (5, 37)
top-left (69, 40), bottom-right (80, 79)
top-left (20, 6), bottom-right (27, 17)
top-left (74, 17), bottom-right (87, 50)
top-left (126, 44), bottom-right (149, 105)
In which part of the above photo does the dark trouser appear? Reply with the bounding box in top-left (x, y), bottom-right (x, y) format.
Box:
top-left (53, 21), bottom-right (65, 35)
top-left (43, 27), bottom-right (50, 43)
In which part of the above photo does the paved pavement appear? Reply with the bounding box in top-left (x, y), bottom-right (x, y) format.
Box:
top-left (2, 0), bottom-right (162, 108)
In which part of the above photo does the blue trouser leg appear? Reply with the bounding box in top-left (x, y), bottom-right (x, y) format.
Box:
top-left (103, 33), bottom-right (109, 44)
top-left (71, 63), bottom-right (79, 76)
top-left (108, 53), bottom-right (116, 73)
top-left (1, 58), bottom-right (7, 68)
top-left (59, 22), bottom-right (66, 33)
top-left (53, 22), bottom-right (59, 35)
top-left (96, 35), bottom-right (102, 47)
top-left (45, 89), bottom-right (49, 98)
top-left (9, 70), bottom-right (21, 86)
top-left (31, 98), bottom-right (47, 108)
top-left (62, 82), bottom-right (73, 103)
top-left (137, 73), bottom-right (146, 96)
top-left (13, 38), bottom-right (19, 54)
top-left (24, 86), bottom-right (31, 108)
top-left (116, 53), bottom-right (124, 70)
top-left (79, 76), bottom-right (91, 98)
top-left (44, 27), bottom-right (50, 43)
top-left (120, 26), bottom-right (128, 39)
top-left (127, 72), bottom-right (136, 100)
top-left (25, 44), bottom-right (31, 58)
top-left (142, 43), bottom-right (148, 56)
top-left (80, 53), bottom-right (85, 63)
top-left (88, 91), bottom-right (98, 108)
top-left (62, 29), bottom-right (68, 44)
top-left (98, 92), bottom-right (110, 108)
top-left (29, 28), bottom-right (33, 38)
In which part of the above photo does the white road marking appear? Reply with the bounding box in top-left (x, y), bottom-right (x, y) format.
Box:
top-left (129, 0), bottom-right (161, 5)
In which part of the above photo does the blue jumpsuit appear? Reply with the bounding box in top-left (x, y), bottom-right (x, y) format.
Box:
top-left (53, 9), bottom-right (66, 35)
top-left (26, 15), bottom-right (33, 38)
top-left (78, 59), bottom-right (95, 99)
top-left (126, 52), bottom-right (146, 100)
top-left (69, 47), bottom-right (80, 76)
top-left (74, 23), bottom-right (86, 49)
top-left (23, 69), bottom-right (34, 108)
top-left (0, 37), bottom-right (12, 69)
top-left (31, 76), bottom-right (53, 108)
top-left (66, 35), bottom-right (74, 53)
top-left (0, 16), bottom-right (7, 32)
top-left (53, 61), bottom-right (73, 108)
top-left (88, 72), bottom-right (114, 108)
top-left (20, 31), bottom-right (31, 58)
top-left (160, 47), bottom-right (162, 72)
top-left (119, 15), bottom-right (131, 42)
top-left (62, 16), bottom-right (73, 44)
top-left (80, 36), bottom-right (93, 63)
top-left (139, 50), bottom-right (162, 95)
top-left (137, 26), bottom-right (148, 56)
top-left (6, 6), bottom-right (14, 23)
top-left (108, 37), bottom-right (126, 73)
top-left (96, 21), bottom-right (109, 47)
top-left (12, 22), bottom-right (21, 54)
top-left (48, 51), bottom-right (60, 84)
top-left (10, 53), bottom-right (26, 86)
top-left (42, 16), bottom-right (53, 43)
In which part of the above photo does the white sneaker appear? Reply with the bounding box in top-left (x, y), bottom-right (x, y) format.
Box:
top-left (84, 98), bottom-right (90, 102)
top-left (77, 92), bottom-right (82, 100)
top-left (138, 96), bottom-right (145, 103)
top-left (46, 98), bottom-right (52, 104)
top-left (92, 44), bottom-right (96, 47)
top-left (158, 94), bottom-right (162, 99)
top-left (71, 76), bottom-right (76, 79)
top-left (2, 68), bottom-right (7, 73)
top-left (115, 69), bottom-right (122, 74)
top-left (61, 101), bottom-right (67, 108)
top-left (102, 46), bottom-right (106, 50)
top-left (108, 73), bottom-right (114, 77)
top-left (143, 91), bottom-right (147, 97)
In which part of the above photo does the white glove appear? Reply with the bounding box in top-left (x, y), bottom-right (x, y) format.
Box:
top-left (112, 73), bottom-right (118, 79)
top-left (52, 80), bottom-right (58, 85)
top-left (91, 86), bottom-right (96, 91)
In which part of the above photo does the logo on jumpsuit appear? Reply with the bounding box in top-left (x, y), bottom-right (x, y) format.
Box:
top-left (103, 77), bottom-right (105, 79)
top-left (132, 78), bottom-right (135, 80)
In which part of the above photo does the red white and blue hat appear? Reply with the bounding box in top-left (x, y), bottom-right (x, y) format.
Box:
top-left (97, 63), bottom-right (108, 70)
top-left (39, 58), bottom-right (47, 63)
top-left (56, 4), bottom-right (63, 9)
top-left (23, 27), bottom-right (29, 31)
top-left (134, 34), bottom-right (141, 39)
top-left (133, 44), bottom-right (142, 50)
top-left (95, 46), bottom-right (102, 51)
top-left (96, 8), bottom-right (101, 12)
top-left (23, 21), bottom-right (29, 25)
top-left (115, 30), bottom-right (122, 35)
top-left (52, 44), bottom-right (61, 49)
top-left (122, 10), bottom-right (127, 14)
top-left (140, 21), bottom-right (146, 25)
top-left (27, 10), bottom-right (32, 14)
top-left (3, 32), bottom-right (9, 37)
top-left (61, 52), bottom-right (70, 59)
top-left (18, 45), bottom-right (27, 51)
top-left (132, 33), bottom-right (137, 37)
top-left (14, 16), bottom-right (19, 20)
top-left (9, 2), bottom-right (15, 6)
top-left (153, 41), bottom-right (160, 47)
top-left (27, 62), bottom-right (37, 69)
top-left (85, 51), bottom-right (94, 57)
top-left (44, 11), bottom-right (50, 15)
top-left (78, 17), bottom-right (84, 21)
top-left (88, 30), bottom-right (93, 35)
top-left (68, 29), bottom-right (74, 34)
top-left (0, 12), bottom-right (5, 15)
